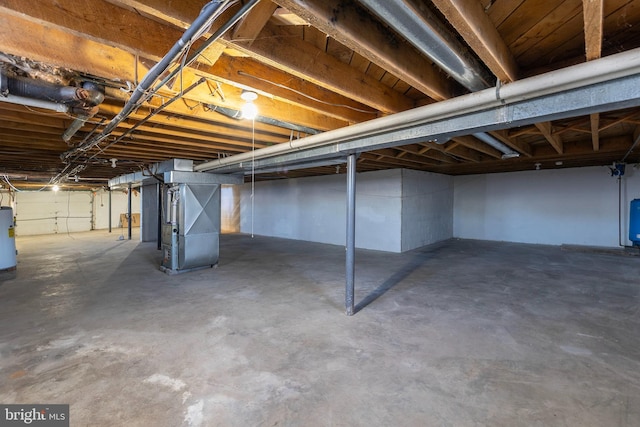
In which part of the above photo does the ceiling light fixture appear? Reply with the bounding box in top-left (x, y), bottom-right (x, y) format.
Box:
top-left (52, 184), bottom-right (60, 192)
top-left (240, 90), bottom-right (258, 120)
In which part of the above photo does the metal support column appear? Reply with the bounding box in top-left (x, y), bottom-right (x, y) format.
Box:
top-left (127, 183), bottom-right (132, 240)
top-left (157, 182), bottom-right (162, 250)
top-left (108, 189), bottom-right (112, 233)
top-left (346, 154), bottom-right (356, 316)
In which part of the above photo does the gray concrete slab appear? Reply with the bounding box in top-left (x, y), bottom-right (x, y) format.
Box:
top-left (0, 231), bottom-right (639, 426)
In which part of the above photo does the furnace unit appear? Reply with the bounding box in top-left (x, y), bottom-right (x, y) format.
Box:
top-left (161, 183), bottom-right (221, 274)
top-left (108, 159), bottom-right (242, 275)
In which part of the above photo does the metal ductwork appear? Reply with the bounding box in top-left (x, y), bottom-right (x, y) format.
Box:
top-left (357, 0), bottom-right (520, 158)
top-left (358, 0), bottom-right (493, 91)
top-left (472, 132), bottom-right (520, 159)
top-left (208, 104), bottom-right (321, 135)
top-left (195, 47), bottom-right (640, 173)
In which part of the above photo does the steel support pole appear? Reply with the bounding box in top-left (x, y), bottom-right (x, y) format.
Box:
top-left (346, 154), bottom-right (356, 316)
top-left (108, 189), bottom-right (112, 233)
top-left (157, 182), bottom-right (163, 250)
top-left (127, 183), bottom-right (132, 240)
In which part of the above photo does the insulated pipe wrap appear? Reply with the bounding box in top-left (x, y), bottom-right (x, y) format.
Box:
top-left (0, 70), bottom-right (8, 96)
top-left (4, 75), bottom-right (104, 113)
top-left (6, 76), bottom-right (77, 104)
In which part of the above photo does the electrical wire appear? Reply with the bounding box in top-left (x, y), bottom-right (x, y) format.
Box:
top-left (53, 0), bottom-right (255, 185)
top-left (237, 70), bottom-right (379, 115)
top-left (61, 0), bottom-right (235, 166)
top-left (88, 78), bottom-right (207, 160)
top-left (2, 175), bottom-right (49, 192)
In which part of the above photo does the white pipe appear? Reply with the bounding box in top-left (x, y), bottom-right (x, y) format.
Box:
top-left (0, 94), bottom-right (69, 113)
top-left (195, 47), bottom-right (640, 172)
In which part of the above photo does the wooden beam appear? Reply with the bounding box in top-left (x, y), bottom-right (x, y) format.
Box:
top-left (583, 0), bottom-right (603, 151)
top-left (105, 0), bottom-right (208, 29)
top-left (0, 12), bottom-right (139, 82)
top-left (0, 0), bottom-right (223, 64)
top-left (583, 0), bottom-right (603, 61)
top-left (231, 1), bottom-right (278, 44)
top-left (599, 112), bottom-right (640, 132)
top-left (0, 1), bottom-right (353, 128)
top-left (94, 0), bottom-right (418, 113)
top-left (451, 135), bottom-right (502, 159)
top-left (362, 151), bottom-right (439, 168)
top-left (398, 145), bottom-right (459, 164)
top-left (424, 142), bottom-right (482, 163)
top-left (490, 130), bottom-right (533, 157)
top-left (202, 56), bottom-right (377, 123)
top-left (272, 0), bottom-right (459, 101)
top-left (535, 122), bottom-right (563, 154)
top-left (229, 23), bottom-right (415, 113)
top-left (98, 99), bottom-right (292, 144)
top-left (430, 0), bottom-right (519, 82)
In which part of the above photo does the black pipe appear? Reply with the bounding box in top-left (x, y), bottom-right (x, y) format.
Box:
top-left (63, 0), bottom-right (230, 160)
top-left (5, 75), bottom-right (103, 112)
top-left (0, 70), bottom-right (7, 96)
top-left (152, 0), bottom-right (261, 93)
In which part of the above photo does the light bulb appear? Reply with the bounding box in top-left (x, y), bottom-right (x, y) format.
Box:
top-left (241, 102), bottom-right (258, 120)
top-left (52, 185), bottom-right (60, 192)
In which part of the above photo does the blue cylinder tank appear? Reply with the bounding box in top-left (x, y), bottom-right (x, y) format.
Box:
top-left (630, 199), bottom-right (640, 246)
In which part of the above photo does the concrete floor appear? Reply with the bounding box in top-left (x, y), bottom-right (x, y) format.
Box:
top-left (1, 231), bottom-right (639, 426)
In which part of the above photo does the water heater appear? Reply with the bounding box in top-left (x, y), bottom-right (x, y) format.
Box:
top-left (0, 206), bottom-right (17, 270)
top-left (630, 199), bottom-right (640, 247)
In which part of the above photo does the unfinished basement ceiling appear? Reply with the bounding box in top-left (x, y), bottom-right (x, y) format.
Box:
top-left (1, 0), bottom-right (640, 189)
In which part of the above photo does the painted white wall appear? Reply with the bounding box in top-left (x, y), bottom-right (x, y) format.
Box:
top-left (239, 169), bottom-right (403, 251)
top-left (401, 169), bottom-right (454, 251)
top-left (453, 166), bottom-right (640, 247)
top-left (94, 188), bottom-right (140, 231)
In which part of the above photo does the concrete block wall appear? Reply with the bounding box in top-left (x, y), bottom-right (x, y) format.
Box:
top-left (231, 168), bottom-right (454, 252)
top-left (238, 169), bottom-right (403, 251)
top-left (453, 165), bottom-right (640, 247)
top-left (401, 169), bottom-right (453, 252)
top-left (7, 164), bottom-right (637, 247)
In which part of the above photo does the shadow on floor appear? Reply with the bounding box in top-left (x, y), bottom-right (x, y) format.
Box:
top-left (354, 249), bottom-right (434, 314)
top-left (0, 269), bottom-right (17, 284)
